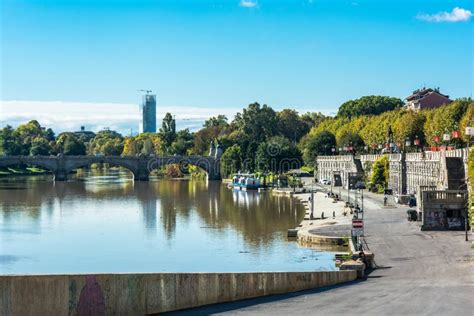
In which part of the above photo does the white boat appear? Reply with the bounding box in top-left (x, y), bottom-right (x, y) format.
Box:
top-left (232, 173), bottom-right (261, 190)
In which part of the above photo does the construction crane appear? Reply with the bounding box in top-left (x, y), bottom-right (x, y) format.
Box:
top-left (138, 89), bottom-right (153, 94)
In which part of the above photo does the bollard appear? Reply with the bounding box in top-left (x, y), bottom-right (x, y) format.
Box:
top-left (333, 210), bottom-right (335, 218)
top-left (321, 211), bottom-right (324, 219)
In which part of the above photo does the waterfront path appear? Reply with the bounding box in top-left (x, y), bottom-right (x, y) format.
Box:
top-left (166, 185), bottom-right (474, 315)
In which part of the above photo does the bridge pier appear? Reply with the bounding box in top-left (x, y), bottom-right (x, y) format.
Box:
top-left (207, 170), bottom-right (222, 181)
top-left (53, 169), bottom-right (68, 181)
top-left (133, 172), bottom-right (149, 181)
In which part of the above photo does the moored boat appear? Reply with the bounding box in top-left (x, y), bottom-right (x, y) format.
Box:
top-left (231, 173), bottom-right (261, 190)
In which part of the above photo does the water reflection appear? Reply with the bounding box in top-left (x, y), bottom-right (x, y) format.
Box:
top-left (0, 169), bottom-right (336, 273)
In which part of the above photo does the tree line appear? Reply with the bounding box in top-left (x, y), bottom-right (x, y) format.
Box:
top-left (1, 95), bottom-right (472, 178)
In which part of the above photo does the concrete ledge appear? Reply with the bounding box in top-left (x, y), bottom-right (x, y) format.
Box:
top-left (340, 261), bottom-right (365, 278)
top-left (297, 230), bottom-right (348, 248)
top-left (0, 271), bottom-right (357, 315)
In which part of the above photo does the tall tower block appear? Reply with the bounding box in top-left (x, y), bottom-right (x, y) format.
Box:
top-left (139, 93), bottom-right (156, 133)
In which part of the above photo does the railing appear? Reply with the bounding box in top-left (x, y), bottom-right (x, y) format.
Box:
top-left (423, 190), bottom-right (467, 202)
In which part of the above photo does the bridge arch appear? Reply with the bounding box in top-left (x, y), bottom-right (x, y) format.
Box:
top-left (0, 156), bottom-right (59, 178)
top-left (146, 156), bottom-right (221, 180)
top-left (64, 156), bottom-right (142, 181)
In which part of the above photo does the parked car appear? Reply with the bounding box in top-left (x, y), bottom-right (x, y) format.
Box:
top-left (407, 209), bottom-right (417, 221)
top-left (408, 196), bottom-right (417, 207)
top-left (321, 179), bottom-right (331, 185)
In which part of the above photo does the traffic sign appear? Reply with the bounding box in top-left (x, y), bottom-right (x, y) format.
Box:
top-left (352, 219), bottom-right (363, 228)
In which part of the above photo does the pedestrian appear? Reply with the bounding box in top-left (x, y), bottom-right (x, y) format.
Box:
top-left (383, 196), bottom-right (387, 206)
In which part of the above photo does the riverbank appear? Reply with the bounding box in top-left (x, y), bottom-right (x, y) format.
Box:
top-left (0, 166), bottom-right (49, 177)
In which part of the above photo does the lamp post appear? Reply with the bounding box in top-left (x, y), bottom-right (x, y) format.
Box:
top-left (405, 138), bottom-right (411, 153)
top-left (456, 192), bottom-right (469, 242)
top-left (414, 135), bottom-right (421, 152)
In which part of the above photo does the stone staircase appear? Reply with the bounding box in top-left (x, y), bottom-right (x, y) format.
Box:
top-left (445, 157), bottom-right (466, 190)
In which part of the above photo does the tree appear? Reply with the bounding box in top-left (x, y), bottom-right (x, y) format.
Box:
top-left (88, 130), bottom-right (123, 156)
top-left (56, 133), bottom-right (86, 155)
top-left (300, 112), bottom-right (327, 130)
top-left (159, 113), bottom-right (176, 152)
top-left (12, 120), bottom-right (52, 155)
top-left (122, 133), bottom-right (163, 156)
top-left (337, 96), bottom-right (403, 118)
top-left (371, 156), bottom-right (389, 192)
top-left (171, 129), bottom-right (194, 155)
top-left (276, 109), bottom-right (310, 143)
top-left (301, 131), bottom-right (336, 167)
top-left (337, 132), bottom-right (365, 152)
top-left (233, 102), bottom-right (278, 144)
top-left (30, 137), bottom-right (52, 156)
top-left (203, 115), bottom-right (228, 128)
top-left (0, 125), bottom-right (22, 155)
top-left (255, 136), bottom-right (301, 173)
top-left (220, 144), bottom-right (242, 178)
top-left (193, 117), bottom-right (231, 155)
top-left (393, 110), bottom-right (426, 146)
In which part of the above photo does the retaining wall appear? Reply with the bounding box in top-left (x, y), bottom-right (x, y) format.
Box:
top-left (0, 271), bottom-right (357, 315)
top-left (316, 148), bottom-right (470, 196)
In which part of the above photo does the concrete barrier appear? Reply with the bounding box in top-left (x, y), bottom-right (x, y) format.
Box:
top-left (0, 271), bottom-right (357, 315)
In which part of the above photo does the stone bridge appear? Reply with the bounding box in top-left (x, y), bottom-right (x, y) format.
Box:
top-left (0, 155), bottom-right (221, 181)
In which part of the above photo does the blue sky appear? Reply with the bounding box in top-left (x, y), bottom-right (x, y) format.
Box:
top-left (0, 0), bottom-right (473, 133)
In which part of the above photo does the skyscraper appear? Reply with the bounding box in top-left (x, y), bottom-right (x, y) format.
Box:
top-left (139, 93), bottom-right (156, 133)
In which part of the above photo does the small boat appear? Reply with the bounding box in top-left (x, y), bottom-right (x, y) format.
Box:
top-left (232, 173), bottom-right (261, 190)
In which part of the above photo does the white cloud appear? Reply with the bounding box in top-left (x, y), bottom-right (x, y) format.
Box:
top-left (417, 7), bottom-right (473, 23)
top-left (239, 0), bottom-right (257, 8)
top-left (0, 100), bottom-right (240, 135)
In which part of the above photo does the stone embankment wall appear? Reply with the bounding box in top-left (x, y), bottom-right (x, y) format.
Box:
top-left (0, 271), bottom-right (357, 315)
top-left (317, 148), bottom-right (470, 196)
top-left (316, 156), bottom-right (362, 188)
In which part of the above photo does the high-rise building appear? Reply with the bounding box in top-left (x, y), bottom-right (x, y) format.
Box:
top-left (139, 93), bottom-right (156, 133)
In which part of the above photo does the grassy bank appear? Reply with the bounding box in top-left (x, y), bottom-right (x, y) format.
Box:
top-left (0, 166), bottom-right (49, 176)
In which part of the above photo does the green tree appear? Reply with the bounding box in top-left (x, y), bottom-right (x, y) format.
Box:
top-left (337, 95), bottom-right (403, 118)
top-left (30, 137), bottom-right (52, 156)
top-left (56, 133), bottom-right (86, 155)
top-left (0, 125), bottom-right (22, 155)
top-left (337, 132), bottom-right (365, 152)
top-left (301, 131), bottom-right (336, 167)
top-left (220, 144), bottom-right (242, 178)
top-left (171, 129), bottom-right (194, 155)
top-left (255, 136), bottom-right (301, 173)
top-left (88, 130), bottom-right (123, 155)
top-left (193, 116), bottom-right (231, 155)
top-left (159, 113), bottom-right (177, 152)
top-left (203, 115), bottom-right (228, 128)
top-left (300, 112), bottom-right (327, 130)
top-left (276, 109), bottom-right (310, 143)
top-left (371, 156), bottom-right (389, 192)
top-left (234, 102), bottom-right (278, 144)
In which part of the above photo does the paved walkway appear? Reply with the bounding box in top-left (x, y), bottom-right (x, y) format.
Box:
top-left (167, 185), bottom-right (474, 315)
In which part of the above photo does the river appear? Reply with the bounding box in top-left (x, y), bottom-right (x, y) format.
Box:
top-left (0, 169), bottom-right (337, 274)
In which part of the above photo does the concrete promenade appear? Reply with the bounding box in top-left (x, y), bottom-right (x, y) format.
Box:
top-left (170, 184), bottom-right (474, 315)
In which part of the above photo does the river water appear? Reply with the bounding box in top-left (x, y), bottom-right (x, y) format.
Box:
top-left (0, 169), bottom-right (336, 274)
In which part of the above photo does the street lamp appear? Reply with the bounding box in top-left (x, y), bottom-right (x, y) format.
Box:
top-left (405, 138), bottom-right (411, 152)
top-left (414, 135), bottom-right (421, 152)
top-left (456, 192), bottom-right (469, 242)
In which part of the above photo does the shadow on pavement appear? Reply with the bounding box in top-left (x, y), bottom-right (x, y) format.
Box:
top-left (158, 279), bottom-right (365, 315)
